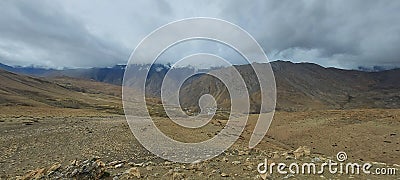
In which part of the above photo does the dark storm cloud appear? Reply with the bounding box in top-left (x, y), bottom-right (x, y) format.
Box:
top-left (0, 0), bottom-right (399, 69)
top-left (220, 0), bottom-right (400, 68)
top-left (0, 0), bottom-right (127, 68)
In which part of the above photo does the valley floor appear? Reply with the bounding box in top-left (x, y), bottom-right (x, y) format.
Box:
top-left (0, 108), bottom-right (399, 179)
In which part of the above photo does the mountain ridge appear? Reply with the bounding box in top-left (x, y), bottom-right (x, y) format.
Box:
top-left (2, 60), bottom-right (399, 79)
top-left (1, 61), bottom-right (399, 112)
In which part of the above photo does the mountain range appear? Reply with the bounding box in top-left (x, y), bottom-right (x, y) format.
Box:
top-left (1, 61), bottom-right (399, 112)
top-left (180, 61), bottom-right (400, 112)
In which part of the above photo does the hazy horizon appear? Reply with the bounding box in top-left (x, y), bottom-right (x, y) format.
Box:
top-left (1, 59), bottom-right (399, 72)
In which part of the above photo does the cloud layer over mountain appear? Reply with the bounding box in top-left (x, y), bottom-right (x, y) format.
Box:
top-left (0, 0), bottom-right (399, 69)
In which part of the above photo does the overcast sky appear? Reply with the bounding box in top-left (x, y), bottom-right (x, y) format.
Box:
top-left (0, 0), bottom-right (399, 69)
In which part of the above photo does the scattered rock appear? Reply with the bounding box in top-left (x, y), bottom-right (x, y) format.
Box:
top-left (172, 172), bottom-right (185, 179)
top-left (21, 158), bottom-right (108, 179)
top-left (281, 152), bottom-right (294, 159)
top-left (311, 157), bottom-right (321, 163)
top-left (143, 161), bottom-right (154, 167)
top-left (70, 159), bottom-right (78, 166)
top-left (293, 146), bottom-right (311, 159)
top-left (232, 161), bottom-right (241, 165)
top-left (146, 166), bottom-right (153, 171)
top-left (259, 173), bottom-right (272, 180)
top-left (246, 165), bottom-right (253, 171)
top-left (285, 155), bottom-right (294, 160)
top-left (238, 150), bottom-right (249, 156)
top-left (21, 168), bottom-right (46, 180)
top-left (163, 169), bottom-right (173, 177)
top-left (221, 172), bottom-right (229, 177)
top-left (108, 160), bottom-right (124, 166)
top-left (272, 152), bottom-right (280, 159)
top-left (46, 163), bottom-right (61, 175)
top-left (188, 163), bottom-right (201, 171)
top-left (283, 173), bottom-right (294, 179)
top-left (131, 162), bottom-right (144, 167)
top-left (372, 162), bottom-right (386, 166)
top-left (123, 167), bottom-right (141, 178)
top-left (114, 163), bottom-right (123, 168)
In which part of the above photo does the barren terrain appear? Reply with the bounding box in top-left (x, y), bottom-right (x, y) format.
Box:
top-left (0, 109), bottom-right (399, 179)
top-left (0, 68), bottom-right (398, 179)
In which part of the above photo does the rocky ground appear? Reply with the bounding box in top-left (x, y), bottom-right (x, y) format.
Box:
top-left (0, 109), bottom-right (399, 179)
top-left (15, 146), bottom-right (399, 179)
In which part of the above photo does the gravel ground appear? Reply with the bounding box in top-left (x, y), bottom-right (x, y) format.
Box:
top-left (0, 111), bottom-right (399, 179)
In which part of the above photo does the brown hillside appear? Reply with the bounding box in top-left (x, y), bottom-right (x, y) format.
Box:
top-left (179, 61), bottom-right (400, 112)
top-left (0, 69), bottom-right (122, 117)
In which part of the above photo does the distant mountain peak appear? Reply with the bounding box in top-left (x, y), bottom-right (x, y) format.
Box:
top-left (357, 65), bottom-right (398, 72)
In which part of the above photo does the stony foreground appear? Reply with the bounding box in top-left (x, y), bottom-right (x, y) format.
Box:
top-left (18, 147), bottom-right (399, 179)
top-left (1, 110), bottom-right (399, 179)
